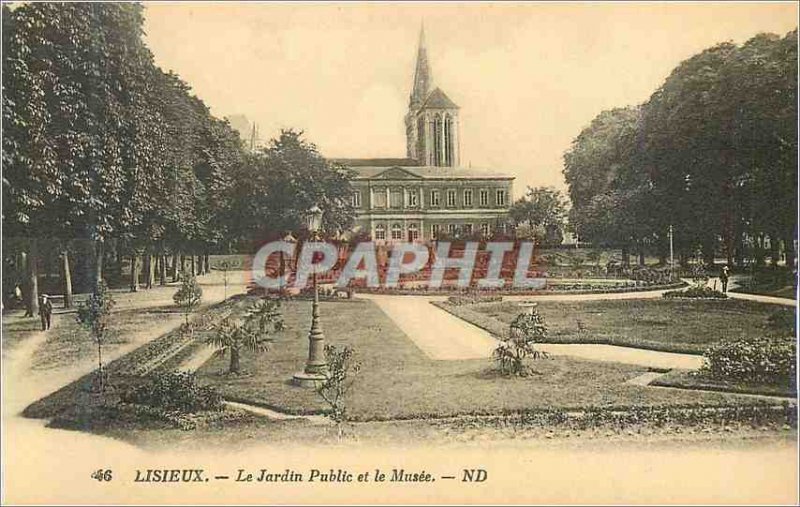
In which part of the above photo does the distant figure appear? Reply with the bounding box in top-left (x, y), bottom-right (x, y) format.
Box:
top-left (39, 294), bottom-right (53, 330)
top-left (13, 284), bottom-right (23, 307)
top-left (720, 266), bottom-right (730, 293)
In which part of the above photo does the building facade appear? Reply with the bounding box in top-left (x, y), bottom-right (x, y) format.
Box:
top-left (336, 27), bottom-right (514, 243)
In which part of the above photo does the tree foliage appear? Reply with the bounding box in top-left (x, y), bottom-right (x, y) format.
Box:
top-left (563, 30), bottom-right (798, 268)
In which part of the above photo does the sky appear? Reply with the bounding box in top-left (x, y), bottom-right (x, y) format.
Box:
top-left (142, 2), bottom-right (797, 192)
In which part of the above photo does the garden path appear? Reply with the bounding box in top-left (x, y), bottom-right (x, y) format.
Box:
top-left (3, 270), bottom-right (251, 417)
top-left (360, 294), bottom-right (704, 369)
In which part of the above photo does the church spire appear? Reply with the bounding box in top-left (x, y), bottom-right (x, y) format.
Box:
top-left (410, 23), bottom-right (431, 107)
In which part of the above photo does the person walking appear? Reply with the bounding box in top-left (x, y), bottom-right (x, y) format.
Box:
top-left (720, 265), bottom-right (730, 294)
top-left (39, 294), bottom-right (53, 330)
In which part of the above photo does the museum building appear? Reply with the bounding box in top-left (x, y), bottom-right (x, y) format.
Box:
top-left (334, 27), bottom-right (515, 243)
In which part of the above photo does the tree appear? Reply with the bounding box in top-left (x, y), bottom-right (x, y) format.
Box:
top-left (225, 130), bottom-right (355, 245)
top-left (173, 273), bottom-right (202, 327)
top-left (206, 300), bottom-right (284, 375)
top-left (315, 344), bottom-right (361, 438)
top-left (508, 187), bottom-right (567, 246)
top-left (76, 280), bottom-right (116, 392)
top-left (243, 299), bottom-right (285, 339)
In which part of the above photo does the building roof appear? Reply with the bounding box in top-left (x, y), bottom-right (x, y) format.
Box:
top-left (421, 87), bottom-right (459, 110)
top-left (332, 158), bottom-right (420, 167)
top-left (349, 165), bottom-right (514, 181)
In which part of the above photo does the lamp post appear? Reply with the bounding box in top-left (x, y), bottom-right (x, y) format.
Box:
top-left (293, 205), bottom-right (328, 387)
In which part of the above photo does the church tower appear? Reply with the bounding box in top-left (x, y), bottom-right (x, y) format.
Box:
top-left (405, 26), bottom-right (460, 167)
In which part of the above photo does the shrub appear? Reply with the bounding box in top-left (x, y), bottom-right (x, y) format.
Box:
top-left (767, 307), bottom-right (797, 335)
top-left (663, 286), bottom-right (727, 299)
top-left (121, 371), bottom-right (223, 413)
top-left (316, 344), bottom-right (361, 437)
top-left (701, 336), bottom-right (796, 385)
top-left (447, 294), bottom-right (503, 306)
top-left (493, 308), bottom-right (549, 376)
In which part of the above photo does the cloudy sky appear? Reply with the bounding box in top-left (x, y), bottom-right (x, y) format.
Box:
top-left (143, 2), bottom-right (797, 192)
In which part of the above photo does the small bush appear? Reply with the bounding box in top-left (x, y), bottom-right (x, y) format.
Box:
top-left (701, 336), bottom-right (796, 385)
top-left (493, 308), bottom-right (550, 376)
top-left (121, 371), bottom-right (223, 413)
top-left (767, 307), bottom-right (797, 335)
top-left (447, 294), bottom-right (503, 306)
top-left (663, 286), bottom-right (727, 299)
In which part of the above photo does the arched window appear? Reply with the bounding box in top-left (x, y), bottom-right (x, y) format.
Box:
top-left (433, 114), bottom-right (442, 166)
top-left (391, 223), bottom-right (403, 240)
top-left (408, 223), bottom-right (419, 242)
top-left (444, 115), bottom-right (452, 166)
top-left (375, 224), bottom-right (386, 240)
top-left (417, 116), bottom-right (426, 162)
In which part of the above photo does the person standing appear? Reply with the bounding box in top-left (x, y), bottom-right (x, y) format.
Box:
top-left (39, 294), bottom-right (53, 330)
top-left (720, 266), bottom-right (730, 293)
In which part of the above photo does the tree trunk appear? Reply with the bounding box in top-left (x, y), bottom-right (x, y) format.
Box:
top-left (638, 244), bottom-right (645, 267)
top-left (204, 254), bottom-right (211, 274)
top-left (755, 234), bottom-right (766, 267)
top-left (785, 235), bottom-right (796, 271)
top-left (180, 255), bottom-right (186, 276)
top-left (229, 346), bottom-right (241, 374)
top-left (172, 253), bottom-right (180, 282)
top-left (159, 254), bottom-right (167, 286)
top-left (145, 251), bottom-right (155, 289)
top-left (61, 249), bottom-right (74, 309)
top-left (113, 244), bottom-right (124, 284)
top-left (191, 254), bottom-right (196, 276)
top-left (94, 240), bottom-right (104, 286)
top-left (26, 240), bottom-right (39, 317)
top-left (129, 255), bottom-right (140, 292)
top-left (769, 236), bottom-right (780, 267)
top-left (621, 246), bottom-right (630, 267)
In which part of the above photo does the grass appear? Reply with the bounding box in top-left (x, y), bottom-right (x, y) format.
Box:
top-left (651, 370), bottom-right (797, 398)
top-left (195, 297), bottom-right (769, 421)
top-left (464, 299), bottom-right (794, 355)
top-left (732, 269), bottom-right (796, 300)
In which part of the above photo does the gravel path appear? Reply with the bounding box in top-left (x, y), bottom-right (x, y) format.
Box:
top-left (361, 294), bottom-right (705, 369)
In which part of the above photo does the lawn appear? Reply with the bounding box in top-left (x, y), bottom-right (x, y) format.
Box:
top-left (195, 297), bottom-right (770, 421)
top-left (461, 299), bottom-right (795, 355)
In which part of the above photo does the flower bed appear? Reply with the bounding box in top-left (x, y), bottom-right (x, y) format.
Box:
top-left (663, 286), bottom-right (728, 300)
top-left (701, 336), bottom-right (796, 385)
top-left (355, 280), bottom-right (685, 296)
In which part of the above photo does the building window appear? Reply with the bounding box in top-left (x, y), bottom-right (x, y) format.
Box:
top-left (464, 189), bottom-right (473, 207)
top-left (374, 190), bottom-right (387, 208)
top-left (352, 191), bottom-right (361, 208)
top-left (390, 190), bottom-right (403, 208)
top-left (431, 190), bottom-right (440, 207)
top-left (496, 189), bottom-right (506, 206)
top-left (481, 223), bottom-right (490, 237)
top-left (431, 224), bottom-right (440, 240)
top-left (408, 223), bottom-right (419, 242)
top-left (479, 189), bottom-right (489, 207)
top-left (463, 223), bottom-right (473, 236)
top-left (448, 223), bottom-right (457, 236)
top-left (391, 223), bottom-right (403, 240)
top-left (408, 190), bottom-right (418, 207)
top-left (446, 189), bottom-right (456, 207)
top-left (375, 224), bottom-right (386, 240)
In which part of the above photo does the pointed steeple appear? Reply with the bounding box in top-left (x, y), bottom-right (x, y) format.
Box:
top-left (410, 23), bottom-right (431, 107)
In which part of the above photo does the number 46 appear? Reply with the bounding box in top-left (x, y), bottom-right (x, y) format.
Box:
top-left (91, 469), bottom-right (113, 482)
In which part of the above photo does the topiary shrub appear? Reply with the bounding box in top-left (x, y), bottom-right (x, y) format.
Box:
top-left (700, 336), bottom-right (796, 385)
top-left (121, 371), bottom-right (223, 413)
